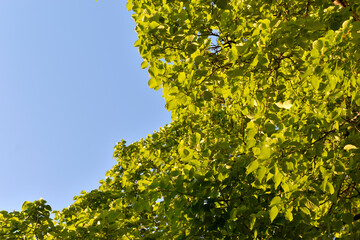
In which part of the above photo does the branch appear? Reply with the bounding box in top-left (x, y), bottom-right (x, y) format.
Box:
top-left (305, 0), bottom-right (311, 17)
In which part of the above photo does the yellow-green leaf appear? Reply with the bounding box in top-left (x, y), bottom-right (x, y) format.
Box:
top-left (269, 206), bottom-right (278, 222)
top-left (246, 160), bottom-right (259, 175)
top-left (126, 1), bottom-right (133, 11)
top-left (285, 209), bottom-right (293, 221)
top-left (178, 72), bottom-right (186, 83)
top-left (275, 100), bottom-right (292, 109)
top-left (273, 173), bottom-right (282, 189)
top-left (141, 61), bottom-right (149, 69)
top-left (259, 146), bottom-right (271, 159)
top-left (148, 77), bottom-right (161, 89)
top-left (257, 166), bottom-right (267, 182)
top-left (327, 182), bottom-right (335, 195)
top-left (344, 144), bottom-right (358, 151)
top-left (270, 196), bottom-right (281, 207)
top-left (300, 207), bottom-right (310, 215)
top-left (250, 215), bottom-right (256, 230)
top-left (149, 21), bottom-right (160, 30)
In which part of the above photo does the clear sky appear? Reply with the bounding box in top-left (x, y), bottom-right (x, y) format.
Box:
top-left (0, 1), bottom-right (171, 212)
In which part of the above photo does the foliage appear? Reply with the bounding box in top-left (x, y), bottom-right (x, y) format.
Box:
top-left (1, 0), bottom-right (360, 239)
top-left (0, 199), bottom-right (56, 239)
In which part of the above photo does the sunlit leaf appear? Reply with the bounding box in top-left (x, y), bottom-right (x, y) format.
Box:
top-left (275, 100), bottom-right (292, 109)
top-left (141, 61), bottom-right (149, 69)
top-left (344, 144), bottom-right (358, 151)
top-left (270, 206), bottom-right (279, 223)
top-left (246, 160), bottom-right (259, 175)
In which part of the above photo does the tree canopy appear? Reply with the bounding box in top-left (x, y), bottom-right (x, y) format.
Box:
top-left (1, 0), bottom-right (360, 239)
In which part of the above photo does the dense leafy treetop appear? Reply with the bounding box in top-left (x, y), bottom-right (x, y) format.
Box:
top-left (1, 0), bottom-right (360, 239)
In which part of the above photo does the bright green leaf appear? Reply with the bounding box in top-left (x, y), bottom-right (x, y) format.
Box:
top-left (250, 215), bottom-right (256, 230)
top-left (327, 182), bottom-right (335, 195)
top-left (141, 61), bottom-right (149, 69)
top-left (246, 160), bottom-right (259, 175)
top-left (148, 77), bottom-right (161, 89)
top-left (275, 100), bottom-right (292, 109)
top-left (344, 144), bottom-right (358, 151)
top-left (126, 1), bottom-right (133, 11)
top-left (270, 206), bottom-right (279, 223)
top-left (300, 207), bottom-right (310, 215)
top-left (178, 72), bottom-right (186, 83)
top-left (257, 166), bottom-right (266, 182)
top-left (259, 146), bottom-right (271, 159)
top-left (270, 196), bottom-right (281, 207)
top-left (273, 173), bottom-right (282, 189)
top-left (149, 21), bottom-right (160, 30)
top-left (285, 209), bottom-right (293, 222)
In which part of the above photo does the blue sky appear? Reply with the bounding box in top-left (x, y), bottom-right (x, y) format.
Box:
top-left (0, 1), bottom-right (171, 211)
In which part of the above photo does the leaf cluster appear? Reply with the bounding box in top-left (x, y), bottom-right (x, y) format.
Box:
top-left (1, 0), bottom-right (360, 239)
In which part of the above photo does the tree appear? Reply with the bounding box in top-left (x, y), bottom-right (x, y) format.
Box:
top-left (1, 0), bottom-right (360, 239)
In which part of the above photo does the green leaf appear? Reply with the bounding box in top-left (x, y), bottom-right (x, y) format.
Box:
top-left (270, 196), bottom-right (281, 207)
top-left (321, 177), bottom-right (328, 192)
top-left (190, 132), bottom-right (201, 146)
top-left (281, 182), bottom-right (290, 192)
top-left (285, 209), bottom-right (293, 221)
top-left (218, 172), bottom-right (227, 182)
top-left (203, 91), bottom-right (213, 101)
top-left (275, 100), bottom-right (292, 109)
top-left (126, 1), bottom-right (133, 11)
top-left (141, 61), bottom-right (149, 69)
top-left (250, 215), bottom-right (256, 230)
top-left (186, 35), bottom-right (196, 42)
top-left (228, 46), bottom-right (238, 62)
top-left (342, 20), bottom-right (351, 30)
top-left (259, 146), bottom-right (271, 159)
top-left (246, 160), bottom-right (259, 175)
top-left (266, 172), bottom-right (274, 182)
top-left (258, 54), bottom-right (268, 66)
top-left (342, 213), bottom-right (354, 224)
top-left (273, 173), bottom-right (282, 189)
top-left (133, 39), bottom-right (141, 47)
top-left (269, 206), bottom-right (279, 222)
top-left (300, 207), bottom-right (310, 215)
top-left (259, 22), bottom-right (268, 31)
top-left (230, 208), bottom-right (238, 221)
top-left (257, 166), bottom-right (266, 182)
top-left (344, 144), bottom-right (358, 151)
top-left (166, 98), bottom-right (178, 110)
top-left (133, 201), bottom-right (143, 212)
top-left (178, 72), bottom-right (186, 83)
top-left (326, 182), bottom-right (335, 195)
top-left (247, 138), bottom-right (256, 148)
top-left (149, 21), bottom-right (160, 30)
top-left (250, 55), bottom-right (259, 67)
top-left (311, 76), bottom-right (320, 90)
top-left (148, 77), bottom-right (161, 89)
top-left (215, 0), bottom-right (228, 9)
top-left (335, 161), bottom-right (346, 172)
top-left (312, 40), bottom-right (323, 51)
top-left (264, 122), bottom-right (276, 136)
